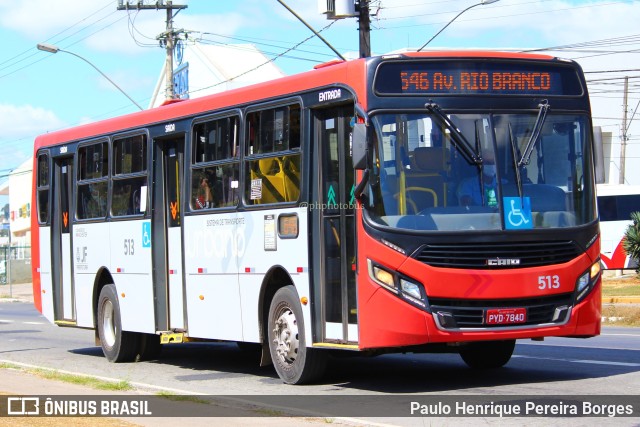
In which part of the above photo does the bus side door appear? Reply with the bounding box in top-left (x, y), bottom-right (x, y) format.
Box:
top-left (51, 156), bottom-right (75, 322)
top-left (313, 105), bottom-right (358, 344)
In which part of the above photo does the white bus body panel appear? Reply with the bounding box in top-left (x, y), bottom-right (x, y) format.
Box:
top-left (237, 208), bottom-right (311, 346)
top-left (72, 223), bottom-right (110, 328)
top-left (38, 227), bottom-right (54, 323)
top-left (183, 207), bottom-right (311, 345)
top-left (106, 220), bottom-right (155, 333)
top-left (167, 226), bottom-right (185, 330)
top-left (184, 213), bottom-right (242, 340)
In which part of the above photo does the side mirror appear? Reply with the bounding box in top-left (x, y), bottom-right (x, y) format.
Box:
top-left (352, 123), bottom-right (367, 170)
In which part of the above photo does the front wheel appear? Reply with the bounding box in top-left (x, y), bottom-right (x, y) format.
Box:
top-left (268, 286), bottom-right (327, 384)
top-left (459, 339), bottom-right (515, 369)
top-left (97, 284), bottom-right (140, 362)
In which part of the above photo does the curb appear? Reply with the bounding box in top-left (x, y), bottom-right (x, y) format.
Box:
top-left (602, 296), bottom-right (640, 304)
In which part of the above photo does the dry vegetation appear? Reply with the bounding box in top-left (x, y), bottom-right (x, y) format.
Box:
top-left (602, 274), bottom-right (640, 326)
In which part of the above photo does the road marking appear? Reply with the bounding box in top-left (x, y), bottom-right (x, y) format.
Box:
top-left (513, 355), bottom-right (640, 367)
top-left (0, 320), bottom-right (44, 325)
top-left (601, 333), bottom-right (640, 337)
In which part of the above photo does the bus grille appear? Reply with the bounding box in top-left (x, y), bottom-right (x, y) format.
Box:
top-left (415, 241), bottom-right (580, 269)
top-left (429, 293), bottom-right (574, 329)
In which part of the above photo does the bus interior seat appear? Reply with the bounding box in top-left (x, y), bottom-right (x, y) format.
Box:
top-left (523, 184), bottom-right (567, 212)
top-left (251, 156), bottom-right (300, 204)
top-left (405, 147), bottom-right (446, 211)
top-left (281, 156), bottom-right (300, 202)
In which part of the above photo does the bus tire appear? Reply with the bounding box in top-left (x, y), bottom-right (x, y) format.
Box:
top-left (138, 333), bottom-right (162, 361)
top-left (459, 339), bottom-right (515, 369)
top-left (97, 284), bottom-right (139, 363)
top-left (268, 285), bottom-right (326, 384)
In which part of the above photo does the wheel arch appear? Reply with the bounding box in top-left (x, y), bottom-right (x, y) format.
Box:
top-left (257, 265), bottom-right (297, 366)
top-left (92, 267), bottom-right (115, 343)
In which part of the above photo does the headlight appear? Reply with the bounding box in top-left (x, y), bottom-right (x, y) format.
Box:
top-left (400, 278), bottom-right (422, 300)
top-left (575, 260), bottom-right (601, 302)
top-left (368, 259), bottom-right (429, 311)
top-left (372, 265), bottom-right (396, 291)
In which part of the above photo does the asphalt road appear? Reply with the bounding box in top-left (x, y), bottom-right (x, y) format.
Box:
top-left (1, 301), bottom-right (639, 426)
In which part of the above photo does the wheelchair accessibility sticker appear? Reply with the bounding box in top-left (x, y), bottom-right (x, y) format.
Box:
top-left (142, 221), bottom-right (151, 248)
top-left (504, 197), bottom-right (533, 230)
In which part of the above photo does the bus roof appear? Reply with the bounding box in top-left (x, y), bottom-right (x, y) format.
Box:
top-left (34, 50), bottom-right (564, 151)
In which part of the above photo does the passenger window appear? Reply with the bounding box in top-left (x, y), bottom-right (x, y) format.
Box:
top-left (36, 152), bottom-right (50, 223)
top-left (247, 104), bottom-right (300, 155)
top-left (112, 135), bottom-right (148, 217)
top-left (77, 141), bottom-right (109, 220)
top-left (193, 116), bottom-right (239, 163)
top-left (191, 115), bottom-right (240, 210)
top-left (245, 104), bottom-right (301, 205)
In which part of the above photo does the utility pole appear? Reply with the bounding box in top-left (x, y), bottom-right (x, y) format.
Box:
top-left (619, 76), bottom-right (629, 185)
top-left (117, 0), bottom-right (187, 101)
top-left (357, 0), bottom-right (371, 58)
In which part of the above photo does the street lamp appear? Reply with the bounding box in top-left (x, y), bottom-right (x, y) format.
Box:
top-left (36, 43), bottom-right (143, 111)
top-left (417, 0), bottom-right (500, 52)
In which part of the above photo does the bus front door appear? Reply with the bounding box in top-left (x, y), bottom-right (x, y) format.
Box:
top-left (51, 157), bottom-right (75, 323)
top-left (315, 106), bottom-right (358, 344)
top-left (152, 136), bottom-right (186, 332)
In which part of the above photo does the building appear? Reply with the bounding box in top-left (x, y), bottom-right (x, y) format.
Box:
top-left (148, 42), bottom-right (286, 108)
top-left (1, 158), bottom-right (33, 283)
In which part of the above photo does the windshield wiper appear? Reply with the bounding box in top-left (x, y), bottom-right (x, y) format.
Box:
top-left (426, 102), bottom-right (481, 165)
top-left (508, 122), bottom-right (524, 199)
top-left (519, 101), bottom-right (550, 167)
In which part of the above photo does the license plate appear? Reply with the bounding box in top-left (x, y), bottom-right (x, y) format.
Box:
top-left (485, 308), bottom-right (527, 325)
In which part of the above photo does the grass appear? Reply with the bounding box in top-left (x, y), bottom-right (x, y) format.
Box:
top-left (156, 391), bottom-right (209, 405)
top-left (602, 274), bottom-right (640, 297)
top-left (0, 363), bottom-right (132, 391)
top-left (601, 305), bottom-right (640, 327)
top-left (601, 275), bottom-right (640, 327)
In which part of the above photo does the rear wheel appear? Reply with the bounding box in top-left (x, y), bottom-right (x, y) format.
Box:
top-left (138, 333), bottom-right (162, 361)
top-left (97, 284), bottom-right (139, 362)
top-left (268, 286), bottom-right (327, 384)
top-left (459, 339), bottom-right (515, 369)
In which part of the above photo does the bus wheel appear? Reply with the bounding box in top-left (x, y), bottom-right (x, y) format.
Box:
top-left (97, 284), bottom-right (139, 363)
top-left (138, 333), bottom-right (162, 361)
top-left (268, 286), bottom-right (327, 384)
top-left (459, 340), bottom-right (515, 369)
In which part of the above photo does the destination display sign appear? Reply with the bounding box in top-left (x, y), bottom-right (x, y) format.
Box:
top-left (375, 60), bottom-right (583, 96)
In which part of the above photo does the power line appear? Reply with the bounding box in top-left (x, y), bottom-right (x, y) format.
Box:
top-left (0, 12), bottom-right (127, 81)
top-left (178, 20), bottom-right (338, 96)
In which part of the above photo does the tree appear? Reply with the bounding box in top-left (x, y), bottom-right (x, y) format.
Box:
top-left (623, 211), bottom-right (640, 272)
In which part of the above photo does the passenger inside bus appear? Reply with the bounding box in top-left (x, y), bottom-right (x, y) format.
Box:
top-left (195, 176), bottom-right (213, 209)
top-left (457, 154), bottom-right (498, 208)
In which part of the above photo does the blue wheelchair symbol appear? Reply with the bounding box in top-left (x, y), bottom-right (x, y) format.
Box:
top-left (142, 222), bottom-right (151, 248)
top-left (504, 197), bottom-right (533, 230)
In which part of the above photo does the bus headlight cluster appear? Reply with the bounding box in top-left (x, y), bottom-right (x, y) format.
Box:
top-left (368, 259), bottom-right (430, 311)
top-left (576, 260), bottom-right (601, 302)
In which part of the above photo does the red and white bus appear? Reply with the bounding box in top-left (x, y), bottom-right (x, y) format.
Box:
top-left (31, 51), bottom-right (602, 384)
top-left (597, 184), bottom-right (640, 270)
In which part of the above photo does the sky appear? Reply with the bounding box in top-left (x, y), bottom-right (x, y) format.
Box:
top-left (1, 0), bottom-right (639, 184)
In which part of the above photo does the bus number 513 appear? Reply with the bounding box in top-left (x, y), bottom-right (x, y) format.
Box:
top-left (538, 275), bottom-right (560, 290)
top-left (124, 239), bottom-right (135, 256)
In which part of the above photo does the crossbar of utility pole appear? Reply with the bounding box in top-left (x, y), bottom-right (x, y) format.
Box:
top-left (117, 0), bottom-right (187, 101)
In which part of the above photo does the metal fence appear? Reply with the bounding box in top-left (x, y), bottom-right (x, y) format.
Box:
top-left (0, 246), bottom-right (32, 285)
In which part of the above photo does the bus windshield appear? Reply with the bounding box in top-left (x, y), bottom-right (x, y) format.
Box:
top-left (366, 112), bottom-right (597, 231)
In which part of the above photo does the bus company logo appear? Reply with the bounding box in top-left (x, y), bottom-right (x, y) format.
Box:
top-left (486, 258), bottom-right (521, 266)
top-left (7, 397), bottom-right (40, 415)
